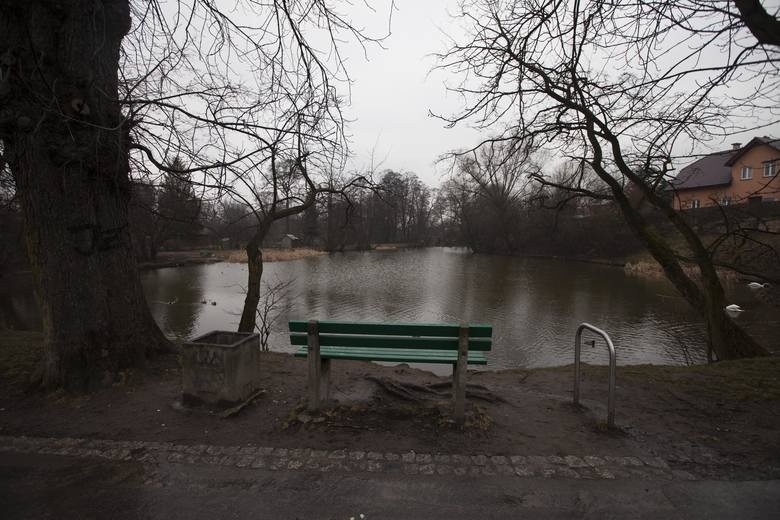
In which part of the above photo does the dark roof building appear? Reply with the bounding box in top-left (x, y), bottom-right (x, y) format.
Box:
top-left (669, 136), bottom-right (780, 210)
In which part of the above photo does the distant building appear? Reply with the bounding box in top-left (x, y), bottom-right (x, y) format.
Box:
top-left (670, 136), bottom-right (780, 210)
top-left (280, 234), bottom-right (300, 249)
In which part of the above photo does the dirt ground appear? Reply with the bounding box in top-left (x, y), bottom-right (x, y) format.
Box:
top-left (1, 332), bottom-right (778, 480)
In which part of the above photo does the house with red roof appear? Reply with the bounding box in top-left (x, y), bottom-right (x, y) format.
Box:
top-left (670, 137), bottom-right (780, 210)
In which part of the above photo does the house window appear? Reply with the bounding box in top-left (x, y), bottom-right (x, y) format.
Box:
top-left (719, 196), bottom-right (730, 206)
top-left (690, 199), bottom-right (700, 209)
top-left (740, 166), bottom-right (752, 180)
top-left (764, 161), bottom-right (777, 177)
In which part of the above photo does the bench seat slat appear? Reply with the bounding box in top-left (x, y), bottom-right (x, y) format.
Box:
top-left (288, 320), bottom-right (492, 338)
top-left (293, 346), bottom-right (487, 365)
top-left (289, 333), bottom-right (491, 351)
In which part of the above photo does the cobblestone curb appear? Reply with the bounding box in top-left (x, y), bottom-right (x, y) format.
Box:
top-left (0, 435), bottom-right (706, 481)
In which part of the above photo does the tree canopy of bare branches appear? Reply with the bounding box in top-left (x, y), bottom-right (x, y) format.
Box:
top-left (436, 0), bottom-right (779, 360)
top-left (0, 0), bottom-right (391, 389)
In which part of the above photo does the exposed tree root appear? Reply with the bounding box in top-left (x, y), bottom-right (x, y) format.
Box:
top-left (365, 376), bottom-right (506, 403)
top-left (219, 389), bottom-right (267, 418)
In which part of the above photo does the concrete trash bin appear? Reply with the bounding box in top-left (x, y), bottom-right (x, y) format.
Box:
top-left (181, 331), bottom-right (261, 407)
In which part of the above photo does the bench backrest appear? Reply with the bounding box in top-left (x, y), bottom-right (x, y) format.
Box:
top-left (288, 320), bottom-right (492, 351)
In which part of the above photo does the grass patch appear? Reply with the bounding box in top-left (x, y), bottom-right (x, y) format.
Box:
top-left (218, 248), bottom-right (326, 263)
top-left (540, 358), bottom-right (780, 402)
top-left (0, 330), bottom-right (43, 396)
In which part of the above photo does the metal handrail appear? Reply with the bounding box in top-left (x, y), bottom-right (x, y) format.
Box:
top-left (574, 323), bottom-right (616, 429)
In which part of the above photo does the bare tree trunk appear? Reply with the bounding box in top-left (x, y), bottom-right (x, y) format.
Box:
top-left (1, 1), bottom-right (170, 390)
top-left (603, 169), bottom-right (768, 361)
top-left (238, 241), bottom-right (264, 332)
top-left (238, 219), bottom-right (272, 332)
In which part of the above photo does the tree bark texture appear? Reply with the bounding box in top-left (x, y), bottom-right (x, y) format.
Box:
top-left (238, 242), bottom-right (265, 333)
top-left (0, 1), bottom-right (169, 390)
top-left (238, 219), bottom-right (273, 333)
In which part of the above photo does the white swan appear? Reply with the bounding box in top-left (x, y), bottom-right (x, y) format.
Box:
top-left (747, 282), bottom-right (770, 290)
top-left (725, 304), bottom-right (743, 312)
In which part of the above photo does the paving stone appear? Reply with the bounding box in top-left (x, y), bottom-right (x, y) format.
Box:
top-left (556, 467), bottom-right (581, 479)
top-left (289, 448), bottom-right (310, 459)
top-left (434, 454), bottom-right (451, 464)
top-left (367, 451), bottom-right (383, 460)
top-left (348, 451), bottom-right (366, 461)
top-left (287, 459), bottom-right (304, 470)
top-left (219, 455), bottom-right (238, 466)
top-left (453, 467), bottom-right (468, 476)
top-left (594, 467), bottom-right (616, 479)
top-left (367, 461), bottom-right (384, 472)
top-left (258, 447), bottom-right (275, 456)
top-left (420, 464), bottom-right (435, 475)
top-left (472, 454), bottom-right (488, 466)
top-left (205, 446), bottom-right (223, 455)
top-left (547, 455), bottom-right (565, 465)
top-left (510, 455), bottom-right (527, 466)
top-left (404, 464), bottom-right (419, 475)
top-left (273, 448), bottom-right (289, 458)
top-left (527, 456), bottom-right (548, 466)
top-left (236, 456), bottom-right (255, 468)
top-left (269, 458), bottom-right (287, 470)
top-left (328, 449), bottom-right (346, 460)
top-left (384, 453), bottom-right (400, 461)
top-left (540, 468), bottom-right (556, 478)
top-left (623, 456), bottom-right (644, 467)
top-left (584, 456), bottom-right (606, 467)
top-left (416, 453), bottom-right (432, 463)
top-left (451, 455), bottom-right (470, 465)
top-left (199, 455), bottom-right (220, 465)
top-left (436, 464), bottom-right (452, 475)
top-left (641, 456), bottom-right (669, 469)
top-left (310, 449), bottom-right (328, 458)
top-left (468, 466), bottom-right (482, 476)
top-left (481, 466), bottom-right (497, 476)
top-left (495, 464), bottom-right (515, 476)
top-left (491, 455), bottom-right (509, 465)
top-left (564, 455), bottom-right (588, 468)
top-left (401, 452), bottom-right (416, 463)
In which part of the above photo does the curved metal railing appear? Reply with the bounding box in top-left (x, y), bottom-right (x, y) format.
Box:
top-left (574, 323), bottom-right (616, 428)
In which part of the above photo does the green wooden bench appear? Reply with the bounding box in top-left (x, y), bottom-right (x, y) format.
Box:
top-left (289, 320), bottom-right (492, 420)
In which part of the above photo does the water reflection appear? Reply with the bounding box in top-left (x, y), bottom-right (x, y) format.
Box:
top-left (4, 248), bottom-right (777, 368)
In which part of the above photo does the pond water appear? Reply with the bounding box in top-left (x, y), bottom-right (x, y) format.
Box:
top-left (3, 248), bottom-right (777, 369)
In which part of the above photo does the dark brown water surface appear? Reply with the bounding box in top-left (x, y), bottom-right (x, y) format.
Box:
top-left (3, 248), bottom-right (777, 368)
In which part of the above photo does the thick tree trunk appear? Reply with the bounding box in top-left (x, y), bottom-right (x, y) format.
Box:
top-left (238, 242), bottom-right (264, 333)
top-left (1, 1), bottom-right (170, 390)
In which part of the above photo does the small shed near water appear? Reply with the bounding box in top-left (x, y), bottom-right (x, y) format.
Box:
top-left (280, 234), bottom-right (300, 249)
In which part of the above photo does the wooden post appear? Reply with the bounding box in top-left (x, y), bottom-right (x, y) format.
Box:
top-left (320, 358), bottom-right (331, 401)
top-left (453, 325), bottom-right (469, 422)
top-left (307, 320), bottom-right (321, 411)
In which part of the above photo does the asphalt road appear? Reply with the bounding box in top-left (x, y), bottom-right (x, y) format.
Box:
top-left (1, 452), bottom-right (778, 519)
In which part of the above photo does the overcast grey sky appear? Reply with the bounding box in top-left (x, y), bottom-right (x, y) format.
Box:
top-left (339, 0), bottom-right (478, 186)
top-left (337, 1), bottom-right (779, 186)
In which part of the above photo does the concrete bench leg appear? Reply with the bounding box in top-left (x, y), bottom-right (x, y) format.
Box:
top-left (320, 359), bottom-right (331, 401)
top-left (453, 325), bottom-right (468, 423)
